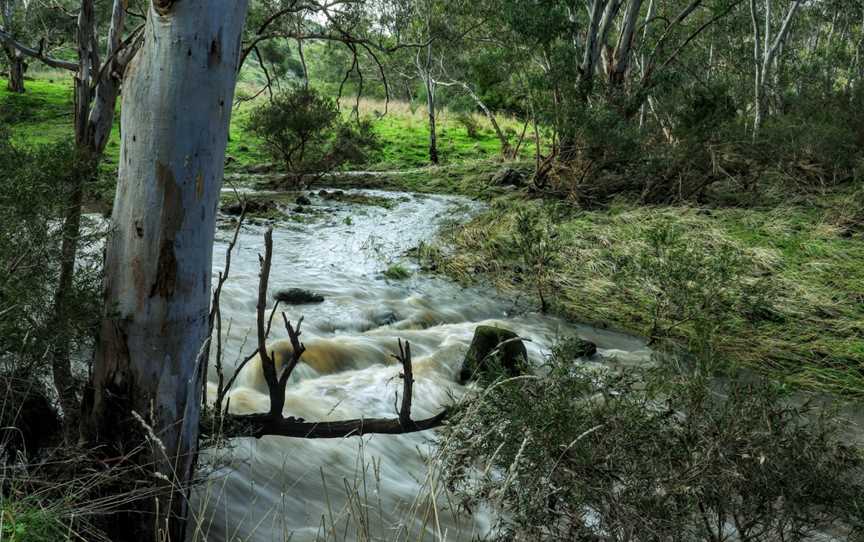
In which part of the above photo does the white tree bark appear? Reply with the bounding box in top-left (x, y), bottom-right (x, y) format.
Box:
top-left (83, 1), bottom-right (249, 539)
top-left (580, 0), bottom-right (607, 93)
top-left (751, 0), bottom-right (803, 135)
top-left (609, 0), bottom-right (643, 87)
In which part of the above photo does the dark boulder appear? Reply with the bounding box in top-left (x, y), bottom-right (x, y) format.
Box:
top-left (0, 378), bottom-right (60, 463)
top-left (491, 167), bottom-right (526, 187)
top-left (220, 199), bottom-right (276, 216)
top-left (569, 337), bottom-right (597, 358)
top-left (274, 288), bottom-right (325, 304)
top-left (296, 195), bottom-right (312, 206)
top-left (370, 310), bottom-right (399, 327)
top-left (460, 325), bottom-right (528, 383)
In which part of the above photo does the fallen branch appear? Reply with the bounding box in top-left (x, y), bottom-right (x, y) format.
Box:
top-left (218, 229), bottom-right (448, 439)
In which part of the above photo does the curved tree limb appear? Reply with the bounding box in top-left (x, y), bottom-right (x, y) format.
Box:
top-left (0, 28), bottom-right (77, 70)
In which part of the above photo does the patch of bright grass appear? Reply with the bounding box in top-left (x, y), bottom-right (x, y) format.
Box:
top-left (383, 263), bottom-right (411, 280)
top-left (2, 76), bottom-right (533, 180)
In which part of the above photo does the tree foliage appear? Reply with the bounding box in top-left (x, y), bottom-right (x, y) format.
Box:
top-left (249, 86), bottom-right (379, 176)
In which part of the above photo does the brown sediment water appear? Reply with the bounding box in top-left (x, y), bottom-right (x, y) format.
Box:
top-left (189, 189), bottom-right (651, 541)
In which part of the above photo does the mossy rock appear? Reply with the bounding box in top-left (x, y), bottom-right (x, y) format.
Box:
top-left (460, 325), bottom-right (528, 383)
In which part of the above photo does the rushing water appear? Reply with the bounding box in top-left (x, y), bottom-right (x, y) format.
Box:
top-left (189, 189), bottom-right (651, 541)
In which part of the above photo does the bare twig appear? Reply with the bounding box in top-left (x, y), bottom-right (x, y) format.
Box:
top-left (257, 227), bottom-right (280, 417)
top-left (206, 200), bottom-right (247, 417)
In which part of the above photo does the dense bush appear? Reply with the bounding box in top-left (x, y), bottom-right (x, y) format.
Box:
top-left (455, 112), bottom-right (481, 139)
top-left (248, 87), bottom-right (379, 179)
top-left (0, 129), bottom-right (102, 460)
top-left (536, 83), bottom-right (864, 207)
top-left (443, 340), bottom-right (864, 541)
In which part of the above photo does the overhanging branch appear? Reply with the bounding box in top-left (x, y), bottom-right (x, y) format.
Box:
top-left (0, 28), bottom-right (77, 71)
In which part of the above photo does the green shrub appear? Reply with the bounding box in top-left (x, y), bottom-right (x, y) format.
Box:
top-left (0, 130), bottom-right (102, 457)
top-left (455, 112), bottom-right (481, 139)
top-left (0, 500), bottom-right (66, 542)
top-left (511, 207), bottom-right (560, 312)
top-left (442, 341), bottom-right (864, 541)
top-left (248, 87), bottom-right (379, 179)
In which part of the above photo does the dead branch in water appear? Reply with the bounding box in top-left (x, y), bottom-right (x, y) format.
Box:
top-left (216, 227), bottom-right (448, 439)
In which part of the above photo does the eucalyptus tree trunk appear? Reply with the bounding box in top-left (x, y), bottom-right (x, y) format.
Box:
top-left (638, 0), bottom-right (656, 129)
top-left (750, 0), bottom-right (803, 136)
top-left (455, 80), bottom-right (510, 157)
top-left (608, 0), bottom-right (643, 87)
top-left (3, 45), bottom-right (24, 92)
top-left (1, 0), bottom-right (24, 92)
top-left (82, 1), bottom-right (249, 540)
top-left (579, 0), bottom-right (607, 97)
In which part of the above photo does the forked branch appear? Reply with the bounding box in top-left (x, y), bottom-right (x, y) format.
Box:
top-left (217, 228), bottom-right (448, 439)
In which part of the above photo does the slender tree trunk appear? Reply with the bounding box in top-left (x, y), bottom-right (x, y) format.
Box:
top-left (456, 81), bottom-right (510, 157)
top-left (425, 75), bottom-right (438, 164)
top-left (0, 0), bottom-right (23, 93)
top-left (81, 2), bottom-right (249, 541)
top-left (49, 154), bottom-right (93, 438)
top-left (579, 0), bottom-right (606, 98)
top-left (608, 0), bottom-right (642, 87)
top-left (751, 0), bottom-right (802, 137)
top-left (49, 0), bottom-right (128, 441)
top-left (638, 0), bottom-right (656, 129)
top-left (3, 45), bottom-right (24, 92)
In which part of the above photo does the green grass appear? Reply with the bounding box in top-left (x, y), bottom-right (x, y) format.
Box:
top-left (3, 76), bottom-right (528, 176)
top-left (432, 190), bottom-right (864, 396)
top-left (1, 499), bottom-right (67, 542)
top-left (383, 263), bottom-right (411, 280)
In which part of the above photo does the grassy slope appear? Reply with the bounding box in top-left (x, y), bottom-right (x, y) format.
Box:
top-left (436, 191), bottom-right (864, 396)
top-left (2, 75), bottom-right (527, 170)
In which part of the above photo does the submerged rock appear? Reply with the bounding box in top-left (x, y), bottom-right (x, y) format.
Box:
top-left (274, 288), bottom-right (325, 304)
top-left (370, 310), bottom-right (399, 327)
top-left (221, 199), bottom-right (277, 216)
top-left (460, 325), bottom-right (528, 383)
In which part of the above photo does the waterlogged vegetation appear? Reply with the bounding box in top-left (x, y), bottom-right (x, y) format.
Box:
top-left (432, 191), bottom-right (864, 396)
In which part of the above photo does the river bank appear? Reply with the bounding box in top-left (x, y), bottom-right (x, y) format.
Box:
top-left (235, 163), bottom-right (864, 398)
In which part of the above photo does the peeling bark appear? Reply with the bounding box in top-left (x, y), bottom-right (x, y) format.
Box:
top-left (82, 2), bottom-right (249, 540)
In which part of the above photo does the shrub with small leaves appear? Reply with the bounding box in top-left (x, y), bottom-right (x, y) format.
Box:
top-left (442, 339), bottom-right (864, 541)
top-left (249, 87), bottom-right (379, 178)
